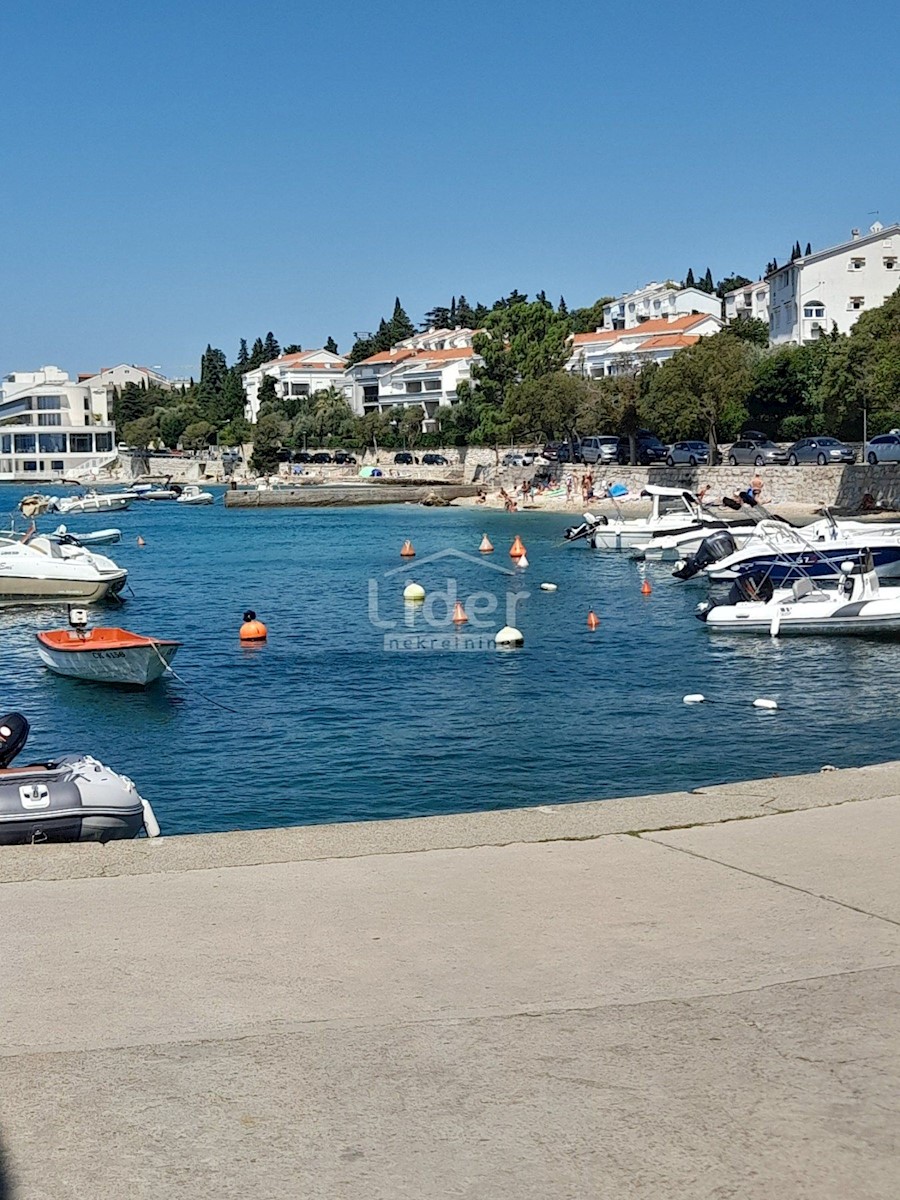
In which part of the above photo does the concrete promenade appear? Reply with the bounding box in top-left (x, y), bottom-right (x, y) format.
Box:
top-left (2, 763), bottom-right (899, 1198)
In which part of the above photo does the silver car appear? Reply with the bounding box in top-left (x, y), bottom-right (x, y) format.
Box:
top-left (580, 435), bottom-right (618, 465)
top-left (786, 437), bottom-right (856, 465)
top-left (666, 440), bottom-right (710, 467)
top-left (865, 433), bottom-right (900, 465)
top-left (728, 437), bottom-right (789, 466)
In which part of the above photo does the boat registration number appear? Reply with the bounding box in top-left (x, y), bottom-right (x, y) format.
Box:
top-left (91, 650), bottom-right (127, 659)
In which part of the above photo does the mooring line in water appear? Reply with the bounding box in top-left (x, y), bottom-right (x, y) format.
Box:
top-left (149, 642), bottom-right (240, 713)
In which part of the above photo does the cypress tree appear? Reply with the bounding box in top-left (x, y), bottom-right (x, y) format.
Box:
top-left (685, 268), bottom-right (696, 288)
top-left (197, 345), bottom-right (228, 423)
top-left (805, 242), bottom-right (812, 256)
top-left (449, 296), bottom-right (457, 327)
top-left (558, 296), bottom-right (568, 315)
top-left (702, 267), bottom-right (714, 293)
top-left (389, 297), bottom-right (416, 343)
top-left (324, 336), bottom-right (338, 354)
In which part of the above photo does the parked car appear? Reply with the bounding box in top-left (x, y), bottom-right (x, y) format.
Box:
top-left (580, 435), bottom-right (619, 465)
top-left (291, 451), bottom-right (310, 464)
top-left (727, 437), bottom-right (789, 466)
top-left (865, 433), bottom-right (900, 464)
top-left (394, 451), bottom-right (418, 465)
top-left (309, 451), bottom-right (333, 464)
top-left (556, 442), bottom-right (583, 464)
top-left (786, 437), bottom-right (856, 465)
top-left (666, 440), bottom-right (711, 467)
top-left (616, 431), bottom-right (667, 466)
top-left (332, 450), bottom-right (357, 465)
top-left (276, 449), bottom-right (292, 463)
top-left (421, 452), bottom-right (449, 466)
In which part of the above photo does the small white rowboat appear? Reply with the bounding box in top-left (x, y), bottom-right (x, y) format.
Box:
top-left (36, 627), bottom-right (182, 686)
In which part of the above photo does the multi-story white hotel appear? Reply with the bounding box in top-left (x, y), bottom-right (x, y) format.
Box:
top-left (768, 222), bottom-right (900, 345)
top-left (567, 312), bottom-right (722, 379)
top-left (0, 366), bottom-right (116, 481)
top-left (242, 349), bottom-right (350, 422)
top-left (723, 280), bottom-right (769, 325)
top-left (345, 328), bottom-right (478, 431)
top-left (602, 283), bottom-right (721, 331)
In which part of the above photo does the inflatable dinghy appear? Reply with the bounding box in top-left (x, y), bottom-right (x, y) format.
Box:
top-left (0, 713), bottom-right (160, 844)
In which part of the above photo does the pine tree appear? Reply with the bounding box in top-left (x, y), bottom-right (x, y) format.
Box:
top-left (558, 296), bottom-right (568, 315)
top-left (685, 268), bottom-right (696, 288)
top-left (248, 337), bottom-right (266, 370)
top-left (324, 336), bottom-right (338, 354)
top-left (422, 306), bottom-right (451, 330)
top-left (262, 331), bottom-right (281, 362)
top-left (236, 338), bottom-right (249, 371)
top-left (456, 295), bottom-right (475, 327)
top-left (389, 297), bottom-right (416, 343)
top-left (374, 318), bottom-right (393, 352)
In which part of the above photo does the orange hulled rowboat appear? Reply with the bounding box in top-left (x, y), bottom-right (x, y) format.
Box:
top-left (36, 626), bottom-right (182, 687)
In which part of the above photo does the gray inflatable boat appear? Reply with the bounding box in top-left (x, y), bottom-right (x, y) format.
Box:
top-left (0, 713), bottom-right (160, 844)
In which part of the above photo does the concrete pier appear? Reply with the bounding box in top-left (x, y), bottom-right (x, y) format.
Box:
top-left (224, 482), bottom-right (480, 508)
top-left (2, 762), bottom-right (899, 1198)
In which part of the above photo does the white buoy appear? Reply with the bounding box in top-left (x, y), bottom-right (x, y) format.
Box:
top-left (540, 583), bottom-right (557, 592)
top-left (753, 698), bottom-right (778, 710)
top-left (517, 553), bottom-right (529, 568)
top-left (494, 626), bottom-right (524, 647)
top-left (403, 582), bottom-right (426, 602)
top-left (683, 694), bottom-right (706, 704)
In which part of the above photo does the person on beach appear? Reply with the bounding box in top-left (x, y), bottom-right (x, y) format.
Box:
top-left (749, 472), bottom-right (764, 500)
top-left (521, 478), bottom-right (531, 506)
top-left (565, 475), bottom-right (574, 502)
top-left (582, 471), bottom-right (594, 503)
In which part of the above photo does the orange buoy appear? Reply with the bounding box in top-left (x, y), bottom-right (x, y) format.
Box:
top-left (587, 609), bottom-right (600, 630)
top-left (239, 609), bottom-right (268, 641)
top-left (136, 536), bottom-right (146, 547)
top-left (452, 600), bottom-right (468, 624)
top-left (509, 535), bottom-right (526, 559)
top-left (641, 578), bottom-right (652, 596)
top-left (400, 539), bottom-right (415, 558)
top-left (479, 534), bottom-right (494, 553)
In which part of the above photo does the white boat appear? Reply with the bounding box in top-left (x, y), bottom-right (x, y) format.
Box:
top-left (49, 524), bottom-right (122, 547)
top-left (176, 485), bottom-right (214, 506)
top-left (699, 554), bottom-right (900, 636)
top-left (55, 490), bottom-right (133, 515)
top-left (0, 534), bottom-right (127, 606)
top-left (128, 483), bottom-right (180, 500)
top-left (36, 623), bottom-right (181, 686)
top-left (698, 516), bottom-right (900, 584)
top-left (564, 486), bottom-right (749, 551)
top-left (631, 521), bottom-right (758, 562)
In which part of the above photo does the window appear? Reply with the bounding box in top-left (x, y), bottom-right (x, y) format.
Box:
top-left (424, 380), bottom-right (441, 391)
top-left (51, 460), bottom-right (64, 471)
top-left (70, 434), bottom-right (93, 453)
top-left (37, 395), bottom-right (64, 410)
top-left (850, 296), bottom-right (865, 310)
top-left (849, 258), bottom-right (865, 270)
top-left (406, 381), bottom-right (422, 394)
top-left (289, 383), bottom-right (310, 397)
top-left (23, 460), bottom-right (37, 471)
top-left (14, 434), bottom-right (36, 453)
top-left (39, 433), bottom-right (67, 453)
top-left (0, 435), bottom-right (10, 453)
top-left (804, 304), bottom-right (825, 319)
top-left (95, 432), bottom-right (113, 452)
top-left (84, 397), bottom-right (90, 410)
top-left (38, 413), bottom-right (61, 426)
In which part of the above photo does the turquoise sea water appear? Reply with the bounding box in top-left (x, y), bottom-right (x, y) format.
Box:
top-left (1, 483), bottom-right (898, 835)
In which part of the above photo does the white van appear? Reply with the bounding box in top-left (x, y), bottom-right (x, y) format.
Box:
top-left (580, 436), bottom-right (618, 465)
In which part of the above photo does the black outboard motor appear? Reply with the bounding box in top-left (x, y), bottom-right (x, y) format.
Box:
top-left (672, 529), bottom-right (738, 580)
top-left (564, 513), bottom-right (607, 542)
top-left (0, 713), bottom-right (30, 767)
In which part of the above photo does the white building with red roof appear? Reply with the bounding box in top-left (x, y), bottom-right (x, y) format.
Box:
top-left (567, 312), bottom-right (722, 379)
top-left (602, 283), bottom-right (722, 330)
top-left (345, 328), bottom-right (480, 428)
top-left (242, 349), bottom-right (350, 421)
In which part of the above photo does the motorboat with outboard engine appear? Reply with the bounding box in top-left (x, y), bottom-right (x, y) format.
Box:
top-left (0, 712), bottom-right (160, 843)
top-left (564, 486), bottom-right (752, 551)
top-left (49, 524), bottom-right (122, 547)
top-left (0, 532), bottom-right (127, 606)
top-left (54, 490), bottom-right (134, 515)
top-left (36, 607), bottom-right (181, 685)
top-left (675, 511), bottom-right (900, 584)
top-left (697, 551), bottom-right (900, 636)
top-left (176, 485), bottom-right (214, 505)
top-left (128, 482), bottom-right (182, 500)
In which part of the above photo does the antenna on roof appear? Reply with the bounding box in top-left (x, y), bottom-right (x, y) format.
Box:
top-left (353, 331), bottom-right (373, 341)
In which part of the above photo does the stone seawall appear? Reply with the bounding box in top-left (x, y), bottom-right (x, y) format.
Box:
top-left (225, 483), bottom-right (481, 508)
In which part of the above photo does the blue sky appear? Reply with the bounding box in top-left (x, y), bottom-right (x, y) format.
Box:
top-left (2, 0), bottom-right (897, 379)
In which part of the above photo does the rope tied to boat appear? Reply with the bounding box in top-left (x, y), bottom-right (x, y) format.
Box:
top-left (148, 641), bottom-right (240, 713)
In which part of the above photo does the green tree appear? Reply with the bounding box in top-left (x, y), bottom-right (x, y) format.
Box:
top-left (819, 287), bottom-right (900, 438)
top-left (568, 296), bottom-right (615, 335)
top-left (113, 381), bottom-right (154, 426)
top-left (197, 345), bottom-right (228, 424)
top-left (716, 274), bottom-right (752, 300)
top-left (236, 338), bottom-right (250, 372)
top-left (645, 335), bottom-right (756, 449)
top-left (684, 268), bottom-right (696, 289)
top-left (724, 317), bottom-right (769, 347)
top-left (503, 371), bottom-right (595, 441)
top-left (181, 420), bottom-right (215, 451)
top-left (250, 413), bottom-right (285, 475)
top-left (256, 374), bottom-right (280, 416)
top-left (219, 367), bottom-right (247, 425)
top-left (122, 415), bottom-right (159, 448)
top-left (347, 334), bottom-right (377, 365)
top-left (262, 331), bottom-right (281, 362)
top-left (324, 336), bottom-right (339, 354)
top-left (218, 416), bottom-right (252, 447)
top-left (158, 405), bottom-right (195, 449)
top-left (422, 304), bottom-right (451, 330)
top-left (283, 343), bottom-right (302, 355)
top-left (456, 295), bottom-right (476, 327)
top-left (248, 337), bottom-right (266, 370)
top-left (389, 298), bottom-right (416, 344)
